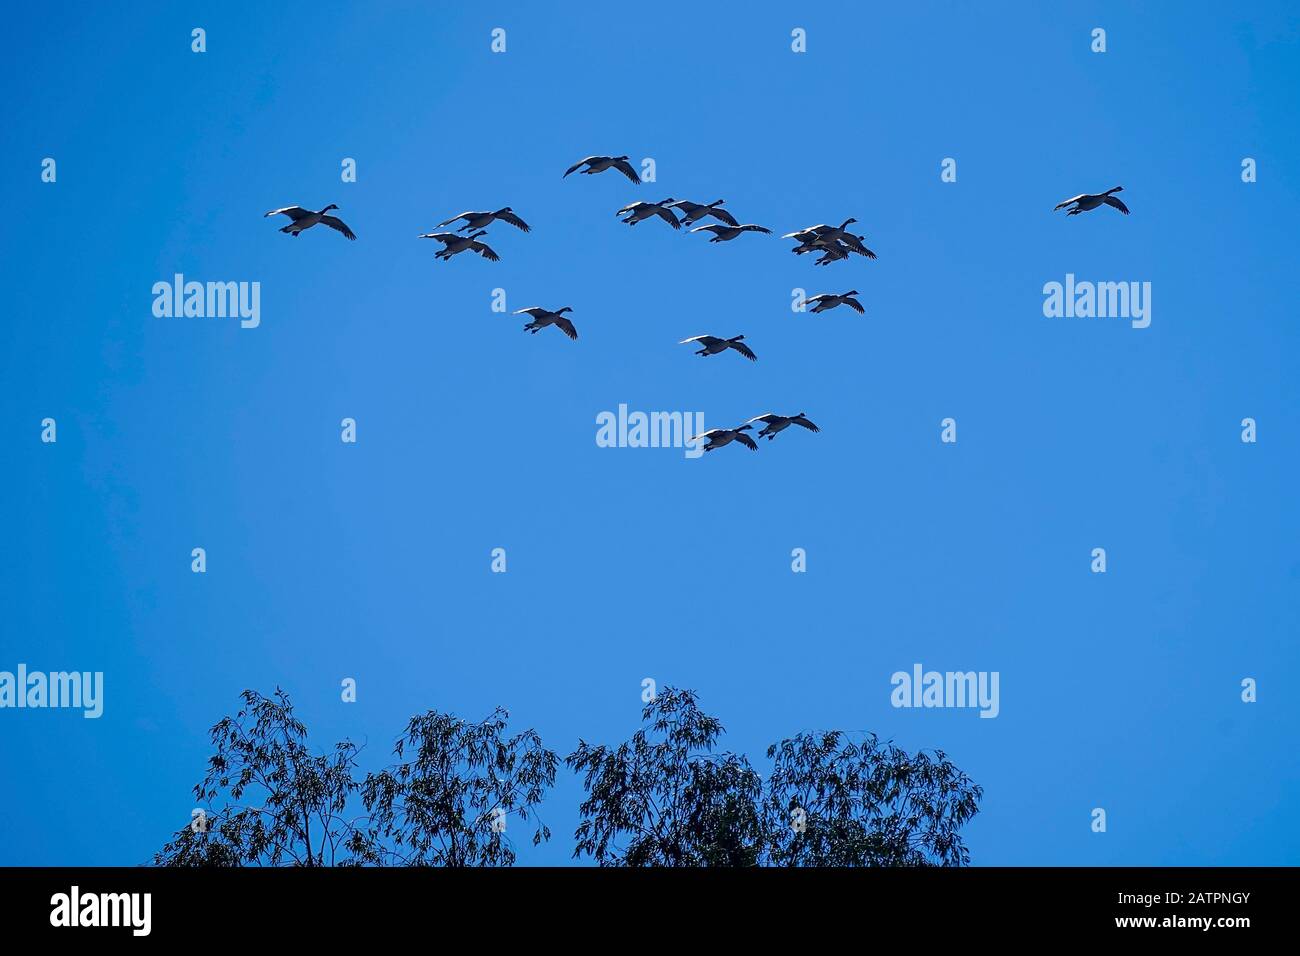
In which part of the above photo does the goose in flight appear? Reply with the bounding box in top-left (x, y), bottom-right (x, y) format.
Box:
top-left (784, 218), bottom-right (860, 244)
top-left (617, 199), bottom-right (680, 228)
top-left (806, 291), bottom-right (864, 314)
top-left (688, 223), bottom-right (772, 242)
top-left (265, 204), bottom-right (356, 240)
top-left (664, 199), bottom-right (738, 227)
top-left (744, 412), bottom-right (821, 441)
top-left (563, 155), bottom-right (641, 184)
top-left (793, 234), bottom-right (876, 263)
top-left (1054, 186), bottom-right (1128, 216)
top-left (788, 228), bottom-right (876, 259)
top-left (418, 230), bottom-right (501, 262)
top-left (691, 425), bottom-right (758, 453)
top-left (679, 334), bottom-right (757, 361)
top-left (436, 207), bottom-right (531, 233)
top-left (515, 306), bottom-right (578, 340)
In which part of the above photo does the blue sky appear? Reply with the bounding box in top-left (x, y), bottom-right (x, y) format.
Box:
top-left (2, 1), bottom-right (1298, 865)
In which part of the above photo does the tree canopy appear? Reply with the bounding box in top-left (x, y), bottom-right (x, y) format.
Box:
top-left (154, 687), bottom-right (980, 867)
top-left (153, 690), bottom-right (555, 866)
top-left (568, 688), bottom-right (982, 867)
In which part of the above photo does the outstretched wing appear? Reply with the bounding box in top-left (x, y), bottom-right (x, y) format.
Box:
top-left (841, 235), bottom-right (876, 258)
top-left (418, 232), bottom-right (457, 244)
top-left (554, 317), bottom-right (579, 340)
top-left (514, 307), bottom-right (548, 317)
top-left (265, 206), bottom-right (311, 220)
top-left (728, 340), bottom-right (757, 361)
top-left (741, 225), bottom-right (772, 234)
top-left (843, 296), bottom-right (865, 314)
top-left (320, 216), bottom-right (357, 240)
top-left (1103, 195), bottom-right (1130, 214)
top-left (1054, 194), bottom-right (1086, 210)
top-left (689, 224), bottom-right (724, 235)
top-left (791, 416), bottom-right (821, 432)
top-left (437, 211), bottom-right (474, 227)
top-left (564, 156), bottom-right (599, 177)
top-left (471, 241), bottom-right (500, 262)
top-left (735, 432), bottom-right (759, 451)
top-left (653, 206), bottom-right (680, 228)
top-left (680, 335), bottom-right (719, 346)
top-left (745, 413), bottom-right (781, 426)
top-left (709, 207), bottom-right (739, 227)
top-left (612, 158), bottom-right (642, 184)
top-left (496, 209), bottom-right (531, 232)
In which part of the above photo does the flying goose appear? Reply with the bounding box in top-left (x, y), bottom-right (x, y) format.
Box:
top-left (617, 199), bottom-right (680, 228)
top-left (1054, 186), bottom-right (1128, 216)
top-left (691, 425), bottom-right (758, 453)
top-left (265, 204), bottom-right (356, 240)
top-left (789, 229), bottom-right (876, 259)
top-left (744, 412), bottom-right (821, 441)
top-left (437, 207), bottom-right (531, 233)
top-left (514, 306), bottom-right (578, 340)
top-left (418, 230), bottom-right (501, 261)
top-left (664, 199), bottom-right (738, 227)
top-left (563, 155), bottom-right (641, 184)
top-left (679, 334), bottom-right (757, 361)
top-left (783, 218), bottom-right (859, 243)
top-left (806, 291), bottom-right (864, 314)
top-left (688, 223), bottom-right (772, 242)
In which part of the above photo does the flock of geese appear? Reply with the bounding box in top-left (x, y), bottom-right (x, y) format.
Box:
top-left (264, 165), bottom-right (1129, 455)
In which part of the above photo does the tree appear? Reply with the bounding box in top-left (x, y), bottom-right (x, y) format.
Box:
top-left (567, 688), bottom-right (764, 866)
top-left (762, 731), bottom-right (982, 866)
top-left (153, 689), bottom-right (372, 866)
top-left (361, 708), bottom-right (556, 866)
top-left (153, 690), bottom-right (555, 866)
top-left (569, 687), bottom-right (982, 867)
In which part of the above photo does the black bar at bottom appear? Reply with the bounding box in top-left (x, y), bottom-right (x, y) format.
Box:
top-left (0, 866), bottom-right (1286, 941)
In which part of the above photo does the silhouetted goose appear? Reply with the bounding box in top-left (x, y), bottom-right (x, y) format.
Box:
top-left (790, 230), bottom-right (876, 259)
top-left (744, 412), bottom-right (821, 441)
top-left (1054, 186), bottom-right (1128, 216)
top-left (563, 155), bottom-right (641, 184)
top-left (437, 207), bottom-right (531, 233)
top-left (514, 306), bottom-right (578, 340)
top-left (783, 218), bottom-right (858, 242)
top-left (688, 223), bottom-right (772, 242)
top-left (617, 199), bottom-right (680, 228)
top-left (265, 204), bottom-right (356, 240)
top-left (418, 230), bottom-right (500, 262)
top-left (679, 334), bottom-right (757, 361)
top-left (807, 291), bottom-right (864, 314)
top-left (691, 426), bottom-right (758, 453)
top-left (665, 199), bottom-right (738, 227)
